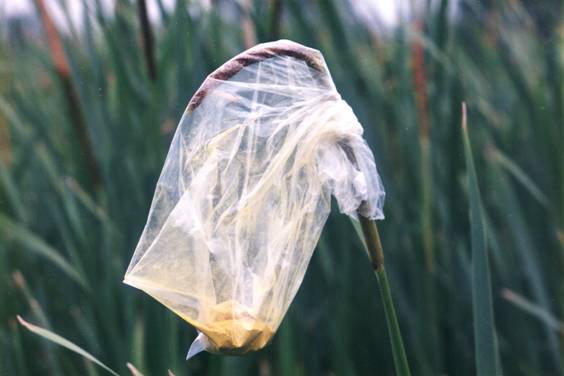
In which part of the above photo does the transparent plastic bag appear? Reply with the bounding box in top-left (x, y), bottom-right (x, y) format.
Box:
top-left (123, 39), bottom-right (385, 357)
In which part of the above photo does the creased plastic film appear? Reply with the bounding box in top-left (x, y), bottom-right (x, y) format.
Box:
top-left (124, 39), bottom-right (385, 356)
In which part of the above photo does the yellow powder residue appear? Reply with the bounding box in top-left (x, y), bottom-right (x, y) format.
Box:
top-left (177, 300), bottom-right (274, 353)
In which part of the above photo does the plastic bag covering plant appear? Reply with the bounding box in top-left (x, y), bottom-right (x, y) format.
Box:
top-left (123, 40), bottom-right (385, 358)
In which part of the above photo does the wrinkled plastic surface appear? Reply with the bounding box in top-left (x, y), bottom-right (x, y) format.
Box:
top-left (124, 40), bottom-right (385, 356)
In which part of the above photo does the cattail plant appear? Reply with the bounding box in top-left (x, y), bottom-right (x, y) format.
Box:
top-left (6, 1), bottom-right (564, 375)
top-left (122, 39), bottom-right (409, 373)
top-left (34, 0), bottom-right (102, 189)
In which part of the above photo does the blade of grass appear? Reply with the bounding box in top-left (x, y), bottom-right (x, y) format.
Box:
top-left (0, 214), bottom-right (87, 288)
top-left (0, 162), bottom-right (27, 222)
top-left (17, 315), bottom-right (119, 376)
top-left (462, 103), bottom-right (498, 376)
top-left (492, 165), bottom-right (562, 369)
top-left (131, 316), bottom-right (145, 373)
top-left (127, 362), bottom-right (144, 376)
top-left (0, 96), bottom-right (33, 139)
top-left (9, 321), bottom-right (30, 375)
top-left (488, 147), bottom-right (549, 208)
top-left (12, 271), bottom-right (63, 374)
top-left (501, 289), bottom-right (564, 335)
top-left (0, 109), bottom-right (11, 166)
top-left (12, 271), bottom-right (50, 328)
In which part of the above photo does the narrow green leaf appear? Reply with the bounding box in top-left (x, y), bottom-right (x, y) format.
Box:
top-left (502, 289), bottom-right (564, 335)
top-left (489, 148), bottom-right (549, 207)
top-left (131, 316), bottom-right (145, 373)
top-left (492, 166), bottom-right (562, 369)
top-left (0, 96), bottom-right (33, 138)
top-left (17, 315), bottom-right (119, 376)
top-left (126, 362), bottom-right (144, 376)
top-left (462, 103), bottom-right (498, 376)
top-left (0, 162), bottom-right (27, 222)
top-left (0, 214), bottom-right (87, 288)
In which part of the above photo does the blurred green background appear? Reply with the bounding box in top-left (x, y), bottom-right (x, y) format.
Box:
top-left (0, 0), bottom-right (563, 375)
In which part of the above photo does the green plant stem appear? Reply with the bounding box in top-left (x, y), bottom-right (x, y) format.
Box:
top-left (376, 267), bottom-right (411, 376)
top-left (359, 216), bottom-right (412, 376)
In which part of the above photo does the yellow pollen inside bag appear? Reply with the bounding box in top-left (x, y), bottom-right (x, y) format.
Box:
top-left (123, 40), bottom-right (385, 357)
